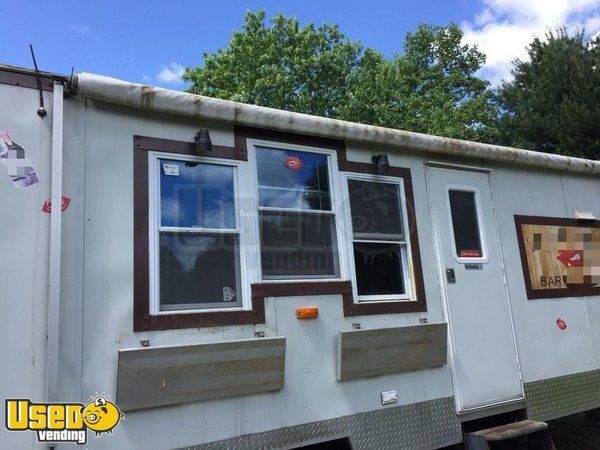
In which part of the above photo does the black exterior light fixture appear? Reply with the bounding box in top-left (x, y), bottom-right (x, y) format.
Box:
top-left (372, 154), bottom-right (390, 174)
top-left (195, 129), bottom-right (212, 153)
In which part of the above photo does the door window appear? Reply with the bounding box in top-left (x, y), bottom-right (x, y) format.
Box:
top-left (448, 189), bottom-right (484, 260)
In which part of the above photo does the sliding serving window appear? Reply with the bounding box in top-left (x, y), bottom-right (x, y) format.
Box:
top-left (346, 176), bottom-right (412, 301)
top-left (254, 145), bottom-right (340, 280)
top-left (151, 155), bottom-right (243, 312)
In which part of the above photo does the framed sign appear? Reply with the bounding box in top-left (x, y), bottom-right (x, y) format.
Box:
top-left (514, 215), bottom-right (600, 300)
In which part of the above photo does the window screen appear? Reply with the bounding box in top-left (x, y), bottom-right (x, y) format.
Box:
top-left (448, 190), bottom-right (483, 258)
top-left (348, 179), bottom-right (408, 298)
top-left (157, 159), bottom-right (242, 310)
top-left (255, 146), bottom-right (339, 279)
top-left (348, 179), bottom-right (403, 239)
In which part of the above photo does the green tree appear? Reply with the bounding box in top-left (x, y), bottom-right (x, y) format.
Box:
top-left (183, 10), bottom-right (361, 117)
top-left (497, 28), bottom-right (600, 159)
top-left (183, 11), bottom-right (499, 143)
top-left (339, 23), bottom-right (499, 142)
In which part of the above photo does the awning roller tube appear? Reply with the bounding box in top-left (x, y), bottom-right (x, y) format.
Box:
top-left (74, 72), bottom-right (600, 175)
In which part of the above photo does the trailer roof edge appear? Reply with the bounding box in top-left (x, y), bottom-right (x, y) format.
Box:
top-left (0, 63), bottom-right (68, 91)
top-left (74, 71), bottom-right (600, 174)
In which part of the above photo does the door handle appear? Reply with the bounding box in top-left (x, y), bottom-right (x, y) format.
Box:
top-left (446, 268), bottom-right (456, 283)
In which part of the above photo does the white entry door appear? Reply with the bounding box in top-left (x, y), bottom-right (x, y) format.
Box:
top-left (427, 165), bottom-right (523, 412)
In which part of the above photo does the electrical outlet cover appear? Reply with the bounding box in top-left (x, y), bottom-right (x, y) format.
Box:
top-left (381, 390), bottom-right (398, 405)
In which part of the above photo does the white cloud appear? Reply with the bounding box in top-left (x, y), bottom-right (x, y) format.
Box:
top-left (462, 0), bottom-right (600, 84)
top-left (68, 24), bottom-right (91, 35)
top-left (156, 63), bottom-right (185, 84)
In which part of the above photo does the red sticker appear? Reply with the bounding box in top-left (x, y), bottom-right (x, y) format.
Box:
top-left (557, 250), bottom-right (583, 267)
top-left (460, 249), bottom-right (481, 258)
top-left (42, 196), bottom-right (71, 213)
top-left (556, 318), bottom-right (567, 330)
top-left (284, 156), bottom-right (303, 170)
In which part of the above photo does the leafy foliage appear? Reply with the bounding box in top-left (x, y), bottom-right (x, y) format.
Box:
top-left (339, 23), bottom-right (499, 143)
top-left (183, 10), bottom-right (361, 117)
top-left (497, 28), bottom-right (600, 159)
top-left (183, 11), bottom-right (500, 143)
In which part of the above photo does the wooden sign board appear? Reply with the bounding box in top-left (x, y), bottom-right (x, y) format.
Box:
top-left (515, 215), bottom-right (600, 299)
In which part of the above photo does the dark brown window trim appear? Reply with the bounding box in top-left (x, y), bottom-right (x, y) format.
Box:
top-left (134, 134), bottom-right (247, 161)
top-left (252, 281), bottom-right (352, 299)
top-left (134, 128), bottom-right (428, 331)
top-left (515, 215), bottom-right (600, 300)
top-left (235, 125), bottom-right (427, 316)
top-left (133, 135), bottom-right (254, 332)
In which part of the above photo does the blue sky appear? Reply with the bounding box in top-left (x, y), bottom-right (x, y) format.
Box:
top-left (3, 0), bottom-right (600, 89)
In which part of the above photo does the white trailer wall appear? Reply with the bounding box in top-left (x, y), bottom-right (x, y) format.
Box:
top-left (490, 165), bottom-right (600, 383)
top-left (0, 84), bottom-right (52, 450)
top-left (76, 99), bottom-right (455, 449)
top-left (73, 97), bottom-right (600, 449)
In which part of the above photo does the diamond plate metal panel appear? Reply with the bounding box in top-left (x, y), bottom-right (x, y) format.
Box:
top-left (524, 369), bottom-right (600, 421)
top-left (177, 397), bottom-right (461, 450)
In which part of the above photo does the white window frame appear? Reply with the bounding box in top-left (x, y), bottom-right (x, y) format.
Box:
top-left (445, 184), bottom-right (489, 264)
top-left (246, 138), bottom-right (348, 283)
top-left (341, 173), bottom-right (415, 303)
top-left (148, 151), bottom-right (252, 315)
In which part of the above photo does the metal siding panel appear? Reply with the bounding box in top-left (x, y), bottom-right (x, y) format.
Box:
top-left (338, 323), bottom-right (447, 380)
top-left (178, 397), bottom-right (461, 450)
top-left (525, 369), bottom-right (600, 421)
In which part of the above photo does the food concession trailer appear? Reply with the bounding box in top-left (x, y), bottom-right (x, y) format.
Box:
top-left (1, 63), bottom-right (599, 449)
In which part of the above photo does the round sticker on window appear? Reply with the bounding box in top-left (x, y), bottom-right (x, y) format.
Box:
top-left (284, 156), bottom-right (303, 170)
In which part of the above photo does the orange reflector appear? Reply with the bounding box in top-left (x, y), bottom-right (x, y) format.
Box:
top-left (295, 307), bottom-right (319, 319)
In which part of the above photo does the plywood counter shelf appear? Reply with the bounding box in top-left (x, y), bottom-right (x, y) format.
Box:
top-left (337, 323), bottom-right (448, 381)
top-left (116, 337), bottom-right (286, 411)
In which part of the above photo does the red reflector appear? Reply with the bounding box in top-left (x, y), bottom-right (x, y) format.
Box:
top-left (295, 307), bottom-right (318, 319)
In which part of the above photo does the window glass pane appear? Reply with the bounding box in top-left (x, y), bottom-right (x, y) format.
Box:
top-left (256, 146), bottom-right (331, 210)
top-left (160, 159), bottom-right (235, 229)
top-left (348, 179), bottom-right (403, 238)
top-left (448, 190), bottom-right (482, 258)
top-left (353, 242), bottom-right (405, 296)
top-left (159, 232), bottom-right (241, 310)
top-left (259, 211), bottom-right (338, 278)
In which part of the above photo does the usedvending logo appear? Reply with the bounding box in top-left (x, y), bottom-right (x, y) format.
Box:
top-left (5, 394), bottom-right (124, 444)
